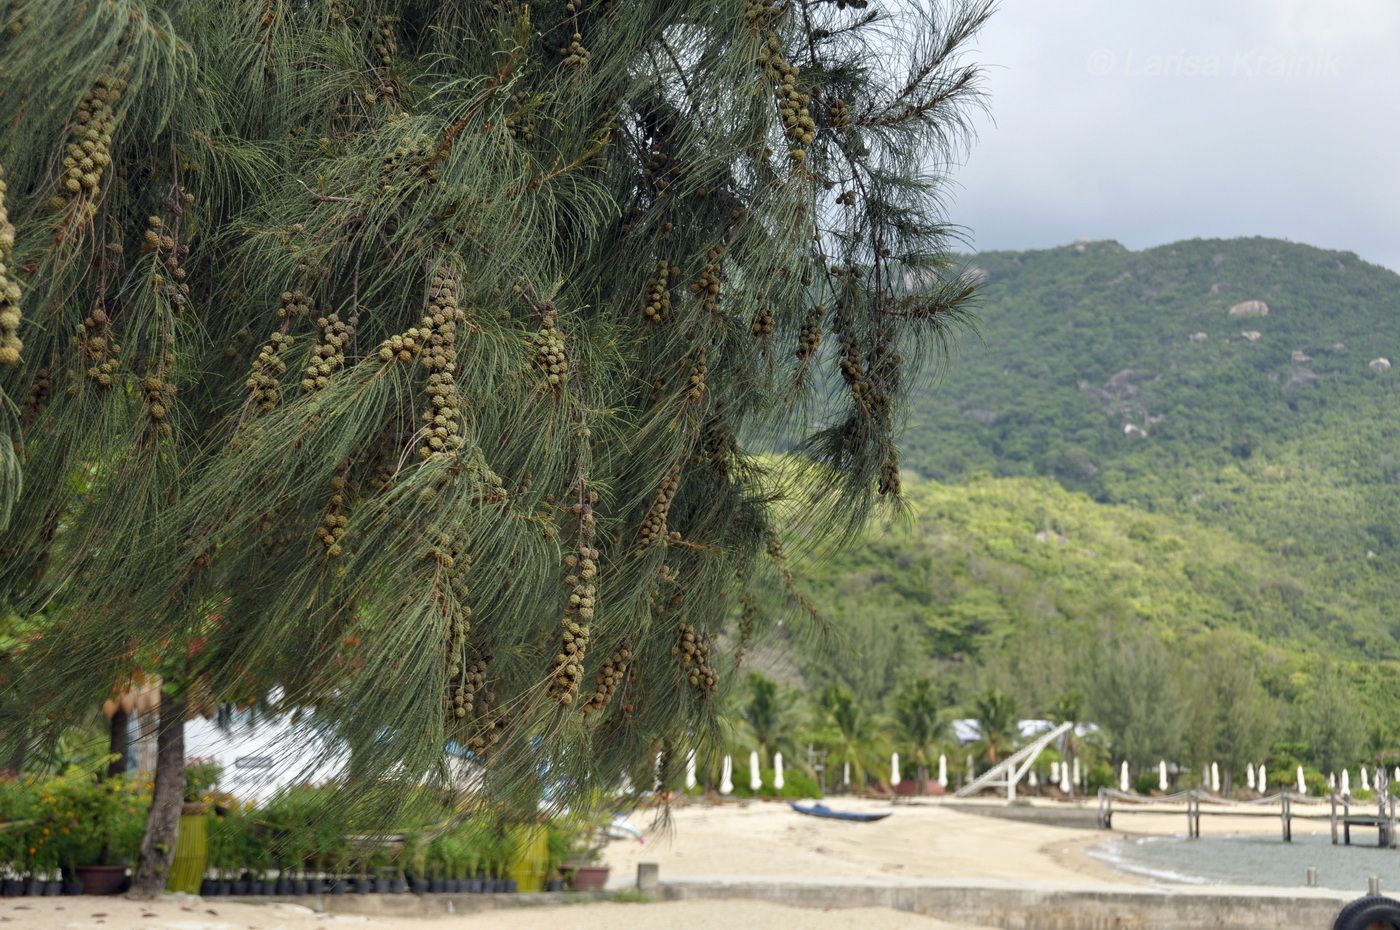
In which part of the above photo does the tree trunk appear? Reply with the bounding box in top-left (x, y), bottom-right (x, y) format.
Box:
top-left (917, 765), bottom-right (929, 796)
top-left (130, 691), bottom-right (185, 899)
top-left (106, 710), bottom-right (129, 779)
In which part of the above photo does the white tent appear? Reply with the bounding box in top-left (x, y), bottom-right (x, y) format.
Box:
top-left (937, 754), bottom-right (948, 788)
top-left (749, 751), bottom-right (762, 792)
top-left (890, 752), bottom-right (901, 787)
top-left (774, 752), bottom-right (785, 791)
top-left (684, 749), bottom-right (697, 790)
top-left (720, 755), bottom-right (734, 795)
top-left (1119, 761), bottom-right (1129, 792)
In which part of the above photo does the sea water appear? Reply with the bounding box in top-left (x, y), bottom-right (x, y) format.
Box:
top-left (1091, 832), bottom-right (1400, 891)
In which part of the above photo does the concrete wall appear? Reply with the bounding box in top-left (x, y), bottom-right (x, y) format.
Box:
top-left (660, 880), bottom-right (1354, 930)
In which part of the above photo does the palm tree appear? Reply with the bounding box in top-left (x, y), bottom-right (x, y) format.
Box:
top-left (895, 679), bottom-right (943, 794)
top-left (1048, 689), bottom-right (1086, 789)
top-left (816, 685), bottom-right (885, 791)
top-left (741, 673), bottom-right (789, 767)
top-left (973, 690), bottom-right (1019, 766)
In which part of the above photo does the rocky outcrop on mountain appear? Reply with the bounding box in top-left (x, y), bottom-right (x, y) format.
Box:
top-left (1285, 367), bottom-right (1320, 391)
top-left (1229, 299), bottom-right (1269, 317)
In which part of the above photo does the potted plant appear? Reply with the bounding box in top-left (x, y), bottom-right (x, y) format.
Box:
top-left (562, 822), bottom-right (610, 892)
top-left (46, 772), bottom-right (146, 896)
top-left (545, 821), bottom-right (573, 892)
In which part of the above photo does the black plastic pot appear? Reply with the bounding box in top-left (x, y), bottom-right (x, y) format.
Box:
top-left (503, 879), bottom-right (517, 893)
top-left (430, 878), bottom-right (446, 893)
top-left (391, 877), bottom-right (408, 894)
top-left (234, 879), bottom-right (251, 895)
top-left (2, 879), bottom-right (22, 896)
top-left (62, 878), bottom-right (83, 896)
top-left (199, 879), bottom-right (216, 896)
top-left (217, 880), bottom-right (233, 896)
top-left (330, 878), bottom-right (347, 895)
top-left (372, 877), bottom-right (389, 894)
top-left (357, 876), bottom-right (372, 894)
top-left (546, 879), bottom-right (563, 892)
top-left (292, 878), bottom-right (309, 896)
top-left (24, 878), bottom-right (43, 896)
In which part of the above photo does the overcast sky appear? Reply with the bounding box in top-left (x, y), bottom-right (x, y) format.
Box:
top-left (952, 0), bottom-right (1400, 271)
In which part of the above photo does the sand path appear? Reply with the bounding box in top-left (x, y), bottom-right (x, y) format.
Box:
top-left (0, 898), bottom-right (982, 930)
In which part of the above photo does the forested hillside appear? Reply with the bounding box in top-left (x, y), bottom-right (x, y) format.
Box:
top-left (907, 237), bottom-right (1400, 653)
top-left (763, 239), bottom-right (1400, 770)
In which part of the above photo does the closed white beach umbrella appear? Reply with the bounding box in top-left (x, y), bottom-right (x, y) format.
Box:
top-left (685, 749), bottom-right (697, 790)
top-left (1028, 770), bottom-right (1039, 788)
top-left (1158, 760), bottom-right (1168, 792)
top-left (654, 751), bottom-right (663, 790)
top-left (1072, 757), bottom-right (1081, 787)
top-left (1328, 771), bottom-right (1336, 790)
top-left (1342, 769), bottom-right (1351, 796)
top-left (1059, 761), bottom-right (1072, 794)
top-left (1246, 764), bottom-right (1256, 790)
top-left (1050, 760), bottom-right (1060, 783)
top-left (1258, 764), bottom-right (1266, 791)
top-left (749, 751), bottom-right (762, 791)
top-left (843, 761), bottom-right (850, 787)
top-left (774, 752), bottom-right (785, 791)
top-left (1296, 766), bottom-right (1306, 794)
top-left (1210, 762), bottom-right (1220, 793)
top-left (1119, 761), bottom-right (1130, 792)
top-left (1362, 766), bottom-right (1370, 791)
top-left (891, 752), bottom-right (901, 787)
top-left (1394, 767), bottom-right (1400, 783)
top-left (720, 755), bottom-right (734, 795)
top-left (937, 754), bottom-right (948, 788)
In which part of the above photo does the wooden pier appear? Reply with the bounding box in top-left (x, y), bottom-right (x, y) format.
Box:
top-left (1098, 787), bottom-right (1399, 847)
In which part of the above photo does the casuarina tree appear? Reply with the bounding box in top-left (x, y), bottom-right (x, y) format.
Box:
top-left (0, 0), bottom-right (989, 896)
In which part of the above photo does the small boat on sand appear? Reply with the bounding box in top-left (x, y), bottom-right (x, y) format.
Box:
top-left (789, 801), bottom-right (891, 823)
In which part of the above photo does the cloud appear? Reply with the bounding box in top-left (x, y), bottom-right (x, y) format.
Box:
top-left (951, 0), bottom-right (1400, 270)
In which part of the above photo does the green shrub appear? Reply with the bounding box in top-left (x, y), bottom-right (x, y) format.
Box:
top-left (729, 767), bottom-right (822, 799)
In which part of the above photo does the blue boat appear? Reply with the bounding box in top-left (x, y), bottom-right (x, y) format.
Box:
top-left (789, 802), bottom-right (891, 823)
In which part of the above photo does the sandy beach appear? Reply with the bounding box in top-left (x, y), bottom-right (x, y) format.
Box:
top-left (0, 897), bottom-right (987, 930)
top-left (2, 796), bottom-right (1323, 930)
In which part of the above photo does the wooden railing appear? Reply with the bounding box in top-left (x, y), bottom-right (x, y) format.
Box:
top-left (1097, 787), bottom-right (1399, 847)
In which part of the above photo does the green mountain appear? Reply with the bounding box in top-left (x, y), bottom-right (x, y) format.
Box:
top-left (906, 237), bottom-right (1400, 654)
top-left (768, 238), bottom-right (1400, 766)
